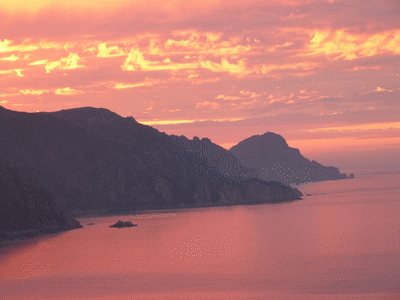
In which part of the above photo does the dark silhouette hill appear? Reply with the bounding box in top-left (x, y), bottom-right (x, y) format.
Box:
top-left (229, 132), bottom-right (348, 186)
top-left (0, 106), bottom-right (302, 220)
top-left (0, 163), bottom-right (82, 241)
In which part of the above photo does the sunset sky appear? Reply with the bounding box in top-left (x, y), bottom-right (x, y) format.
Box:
top-left (1, 0), bottom-right (399, 171)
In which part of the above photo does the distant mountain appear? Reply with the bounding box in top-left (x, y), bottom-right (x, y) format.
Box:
top-left (0, 163), bottom-right (81, 241)
top-left (229, 132), bottom-right (348, 186)
top-left (0, 106), bottom-right (301, 220)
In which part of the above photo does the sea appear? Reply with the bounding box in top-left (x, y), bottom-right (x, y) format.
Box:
top-left (0, 169), bottom-right (399, 299)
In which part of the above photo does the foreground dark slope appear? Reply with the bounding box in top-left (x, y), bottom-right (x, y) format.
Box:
top-left (230, 132), bottom-right (348, 186)
top-left (0, 163), bottom-right (82, 241)
top-left (0, 106), bottom-right (301, 216)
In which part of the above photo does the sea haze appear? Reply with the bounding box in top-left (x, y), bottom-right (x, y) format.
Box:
top-left (0, 169), bottom-right (399, 299)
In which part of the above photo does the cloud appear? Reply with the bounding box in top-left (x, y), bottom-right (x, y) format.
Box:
top-left (199, 58), bottom-right (248, 75)
top-left (164, 31), bottom-right (252, 57)
top-left (215, 94), bottom-right (242, 101)
top-left (374, 87), bottom-right (387, 92)
top-left (259, 62), bottom-right (317, 74)
top-left (20, 89), bottom-right (49, 95)
top-left (0, 94), bottom-right (18, 98)
top-left (189, 77), bottom-right (220, 85)
top-left (39, 41), bottom-right (75, 50)
top-left (196, 101), bottom-right (221, 109)
top-left (139, 116), bottom-right (245, 126)
top-left (97, 43), bottom-right (125, 57)
top-left (306, 122), bottom-right (400, 133)
top-left (240, 90), bottom-right (261, 98)
top-left (113, 81), bottom-right (156, 89)
top-left (0, 39), bottom-right (38, 53)
top-left (305, 29), bottom-right (400, 60)
top-left (45, 53), bottom-right (84, 73)
top-left (122, 48), bottom-right (152, 71)
top-left (268, 42), bottom-right (293, 52)
top-left (55, 87), bottom-right (84, 95)
top-left (0, 54), bottom-right (19, 61)
top-left (123, 47), bottom-right (199, 71)
top-left (0, 69), bottom-right (23, 77)
top-left (29, 59), bottom-right (47, 65)
top-left (139, 119), bottom-right (198, 125)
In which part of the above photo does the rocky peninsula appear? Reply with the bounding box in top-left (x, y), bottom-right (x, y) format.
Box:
top-left (230, 132), bottom-right (349, 186)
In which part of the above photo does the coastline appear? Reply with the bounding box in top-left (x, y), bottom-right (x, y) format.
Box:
top-left (0, 196), bottom-right (302, 244)
top-left (71, 191), bottom-right (303, 218)
top-left (0, 223), bottom-right (83, 245)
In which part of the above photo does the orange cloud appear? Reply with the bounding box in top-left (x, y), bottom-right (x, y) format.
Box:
top-left (123, 47), bottom-right (198, 71)
top-left (0, 39), bottom-right (38, 53)
top-left (306, 122), bottom-right (400, 133)
top-left (268, 42), bottom-right (293, 52)
top-left (139, 116), bottom-right (245, 126)
top-left (374, 87), bottom-right (386, 92)
top-left (139, 119), bottom-right (198, 125)
top-left (0, 94), bottom-right (18, 98)
top-left (113, 81), bottom-right (158, 89)
top-left (240, 90), bottom-right (261, 98)
top-left (0, 69), bottom-right (24, 77)
top-left (97, 43), bottom-right (125, 58)
top-left (45, 53), bottom-right (84, 73)
top-left (29, 59), bottom-right (48, 65)
top-left (196, 101), bottom-right (221, 109)
top-left (39, 41), bottom-right (75, 51)
top-left (189, 77), bottom-right (220, 85)
top-left (199, 58), bottom-right (248, 74)
top-left (164, 31), bottom-right (253, 57)
top-left (215, 94), bottom-right (242, 101)
top-left (259, 62), bottom-right (317, 74)
top-left (306, 29), bottom-right (400, 60)
top-left (55, 87), bottom-right (84, 95)
top-left (348, 66), bottom-right (381, 71)
top-left (0, 54), bottom-right (19, 61)
top-left (20, 89), bottom-right (49, 95)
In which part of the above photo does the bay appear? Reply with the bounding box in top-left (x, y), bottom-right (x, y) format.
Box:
top-left (1, 170), bottom-right (399, 299)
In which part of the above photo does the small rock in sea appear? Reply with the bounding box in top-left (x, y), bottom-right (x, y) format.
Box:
top-left (110, 220), bottom-right (137, 228)
top-left (306, 193), bottom-right (312, 196)
top-left (87, 223), bottom-right (95, 225)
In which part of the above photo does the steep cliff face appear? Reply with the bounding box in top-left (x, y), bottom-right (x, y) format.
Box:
top-left (230, 132), bottom-right (348, 186)
top-left (0, 107), bottom-right (301, 215)
top-left (0, 163), bottom-right (82, 241)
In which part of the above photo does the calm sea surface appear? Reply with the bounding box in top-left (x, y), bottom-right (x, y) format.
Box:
top-left (1, 170), bottom-right (399, 299)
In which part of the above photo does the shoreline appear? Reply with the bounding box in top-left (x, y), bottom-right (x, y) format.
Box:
top-left (0, 224), bottom-right (83, 245)
top-left (71, 196), bottom-right (302, 218)
top-left (0, 197), bottom-right (301, 244)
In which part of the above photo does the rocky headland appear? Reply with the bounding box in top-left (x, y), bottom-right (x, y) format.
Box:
top-left (230, 132), bottom-right (349, 186)
top-left (0, 163), bottom-right (82, 242)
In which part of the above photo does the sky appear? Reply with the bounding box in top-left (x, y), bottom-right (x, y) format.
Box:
top-left (0, 0), bottom-right (399, 171)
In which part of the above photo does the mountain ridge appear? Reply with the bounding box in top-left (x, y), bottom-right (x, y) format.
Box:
top-left (0, 106), bottom-right (302, 240)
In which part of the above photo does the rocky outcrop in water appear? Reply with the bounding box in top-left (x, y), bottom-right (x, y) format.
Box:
top-left (229, 132), bottom-right (348, 186)
top-left (110, 221), bottom-right (137, 228)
